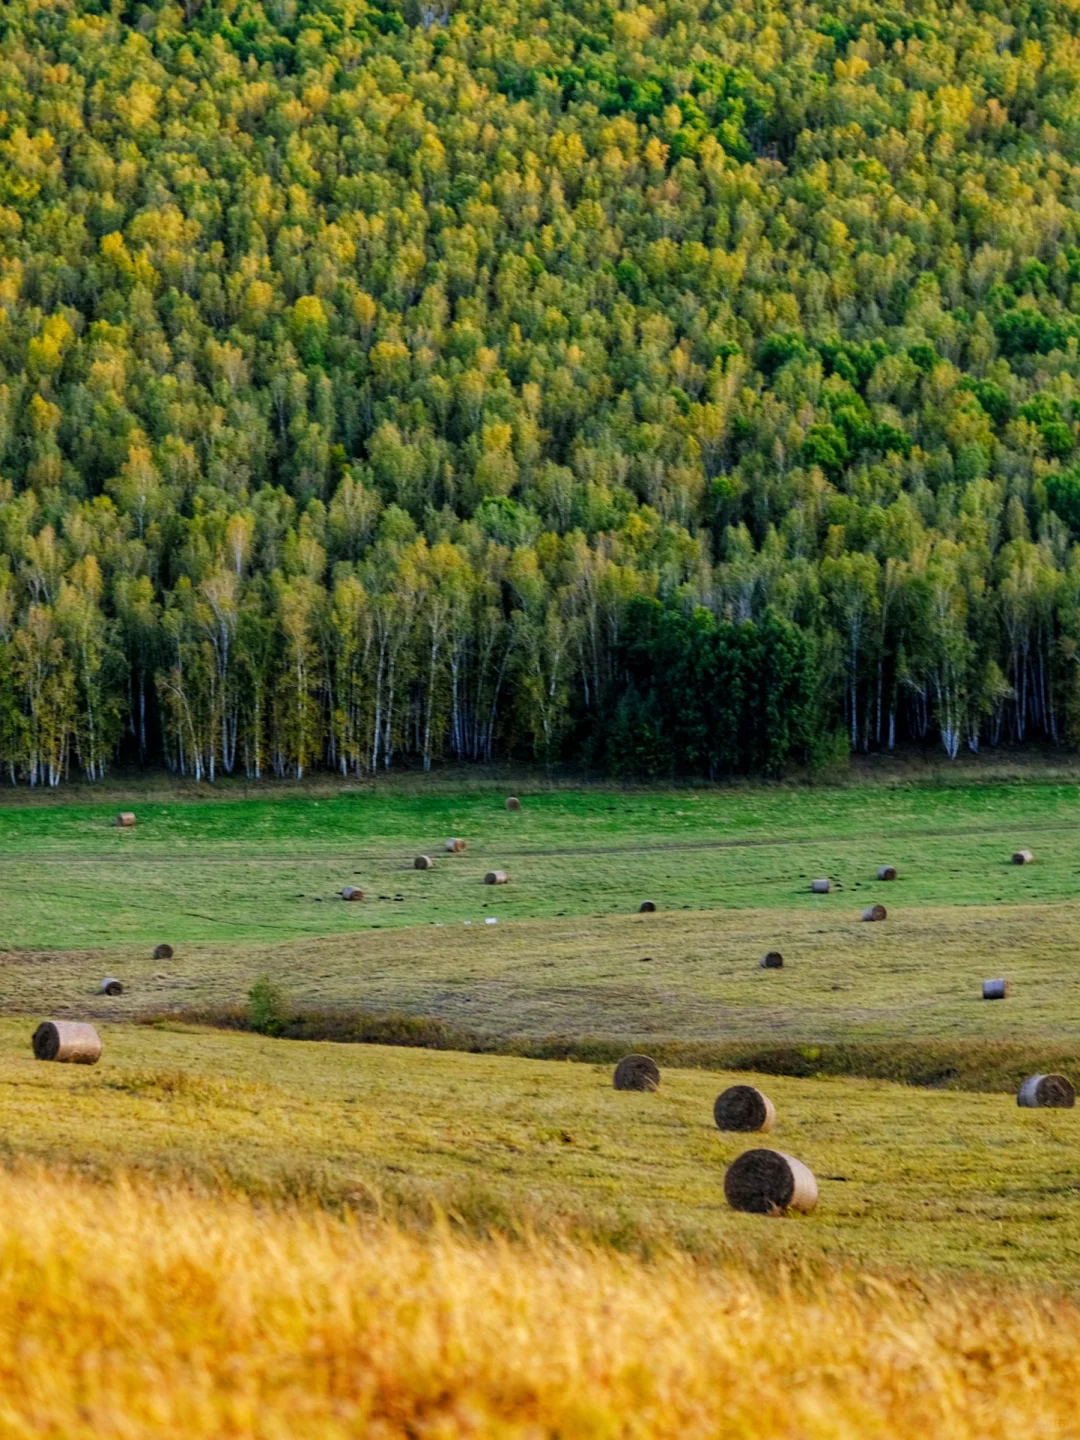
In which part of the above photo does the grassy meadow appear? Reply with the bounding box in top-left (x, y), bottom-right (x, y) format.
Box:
top-left (4, 775), bottom-right (1080, 1432)
top-left (2, 779), bottom-right (1079, 951)
top-left (2, 1017), bottom-right (1080, 1283)
top-left (6, 1166), bottom-right (1080, 1440)
top-left (3, 778), bottom-right (1080, 1053)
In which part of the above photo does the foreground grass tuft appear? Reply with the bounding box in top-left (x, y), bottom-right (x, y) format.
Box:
top-left (0, 1166), bottom-right (1078, 1439)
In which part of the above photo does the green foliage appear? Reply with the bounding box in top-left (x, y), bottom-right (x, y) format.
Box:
top-left (247, 975), bottom-right (290, 1038)
top-left (0, 0), bottom-right (1079, 780)
top-left (1046, 470), bottom-right (1080, 535)
top-left (596, 598), bottom-right (813, 777)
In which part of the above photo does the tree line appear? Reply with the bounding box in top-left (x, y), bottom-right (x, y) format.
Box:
top-left (2, 0), bottom-right (1080, 784)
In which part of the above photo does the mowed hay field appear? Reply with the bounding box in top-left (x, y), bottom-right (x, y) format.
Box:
top-left (1, 1018), bottom-right (1079, 1284)
top-left (6, 778), bottom-right (1080, 1433)
top-left (4, 780), bottom-right (1080, 1050)
top-left (2, 780), bottom-right (1080, 951)
top-left (1, 1020), bottom-right (1080, 1438)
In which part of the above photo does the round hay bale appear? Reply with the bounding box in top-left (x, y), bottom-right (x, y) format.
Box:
top-left (983, 978), bottom-right (1010, 1000)
top-left (97, 978), bottom-right (123, 997)
top-left (714, 1085), bottom-right (776, 1133)
top-left (445, 838), bottom-right (467, 854)
top-left (862, 904), bottom-right (887, 922)
top-left (613, 1054), bottom-right (660, 1092)
top-left (484, 870), bottom-right (508, 885)
top-left (116, 811), bottom-right (136, 828)
top-left (505, 797), bottom-right (521, 811)
top-left (724, 1149), bottom-right (818, 1215)
top-left (32, 1021), bottom-right (102, 1065)
top-left (877, 865), bottom-right (897, 881)
top-left (638, 900), bottom-right (657, 913)
top-left (152, 943), bottom-right (174, 961)
top-left (414, 855), bottom-right (434, 870)
top-left (1017, 1073), bottom-right (1075, 1109)
top-left (811, 878), bottom-right (831, 894)
top-left (759, 951), bottom-right (784, 969)
top-left (1012, 849), bottom-right (1035, 865)
top-left (341, 885), bottom-right (364, 901)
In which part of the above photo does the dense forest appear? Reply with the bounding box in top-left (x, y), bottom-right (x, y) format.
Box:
top-left (1, 0), bottom-right (1080, 783)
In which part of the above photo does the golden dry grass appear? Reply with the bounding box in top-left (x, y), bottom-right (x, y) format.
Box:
top-left (4, 1020), bottom-right (1080, 1283)
top-left (0, 1165), bottom-right (1077, 1439)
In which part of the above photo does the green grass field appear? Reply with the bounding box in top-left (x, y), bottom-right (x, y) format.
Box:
top-left (3, 774), bottom-right (1080, 1289)
top-left (3, 778), bottom-right (1080, 1052)
top-left (2, 781), bottom-right (1080, 950)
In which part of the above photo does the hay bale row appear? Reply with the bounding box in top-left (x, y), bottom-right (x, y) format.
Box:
top-left (484, 870), bottom-right (508, 885)
top-left (724, 1149), bottom-right (819, 1215)
top-left (714, 1085), bottom-right (775, 1133)
top-left (611, 1059), bottom-right (817, 1216)
top-left (983, 978), bottom-right (1009, 1000)
top-left (32, 1021), bottom-right (102, 1065)
top-left (1017, 1073), bottom-right (1075, 1108)
top-left (613, 1054), bottom-right (660, 1092)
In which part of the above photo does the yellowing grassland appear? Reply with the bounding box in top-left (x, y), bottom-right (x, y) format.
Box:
top-left (6, 780), bottom-right (1080, 1432)
top-left (0, 1167), bottom-right (1077, 1440)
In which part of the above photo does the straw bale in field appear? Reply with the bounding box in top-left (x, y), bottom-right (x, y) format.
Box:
top-left (414, 855), bottom-right (434, 870)
top-left (1012, 849), bottom-right (1034, 865)
top-left (877, 865), bottom-right (897, 881)
top-left (341, 885), bottom-right (364, 901)
top-left (638, 900), bottom-right (657, 912)
top-left (714, 1085), bottom-right (776, 1133)
top-left (724, 1149), bottom-right (818, 1215)
top-left (613, 1054), bottom-right (660, 1092)
top-left (505, 797), bottom-right (521, 811)
top-left (862, 904), bottom-right (887, 922)
top-left (759, 951), bottom-right (783, 969)
top-left (116, 811), bottom-right (136, 828)
top-left (811, 878), bottom-right (831, 893)
top-left (153, 943), bottom-right (174, 961)
top-left (97, 978), bottom-right (123, 996)
top-left (484, 870), bottom-right (507, 885)
top-left (982, 978), bottom-right (1010, 1000)
top-left (32, 1021), bottom-right (102, 1065)
top-left (445, 838), bottom-right (467, 853)
top-left (1017, 1073), bottom-right (1075, 1108)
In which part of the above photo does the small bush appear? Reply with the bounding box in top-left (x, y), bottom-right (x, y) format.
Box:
top-left (247, 976), bottom-right (290, 1037)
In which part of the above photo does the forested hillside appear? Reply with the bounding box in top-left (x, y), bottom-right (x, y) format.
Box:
top-left (1, 0), bottom-right (1079, 783)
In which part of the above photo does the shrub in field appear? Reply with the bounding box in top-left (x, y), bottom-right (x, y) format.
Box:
top-left (247, 976), bottom-right (290, 1038)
